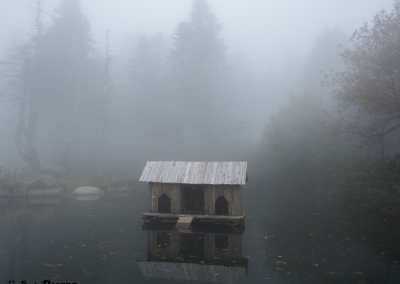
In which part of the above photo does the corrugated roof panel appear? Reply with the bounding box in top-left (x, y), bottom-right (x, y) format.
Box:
top-left (154, 161), bottom-right (166, 182)
top-left (177, 161), bottom-right (188, 183)
top-left (191, 162), bottom-right (203, 184)
top-left (243, 162), bottom-right (248, 183)
top-left (142, 161), bottom-right (154, 181)
top-left (230, 162), bottom-right (237, 184)
top-left (155, 162), bottom-right (168, 183)
top-left (140, 161), bottom-right (247, 185)
top-left (171, 161), bottom-right (184, 183)
top-left (207, 162), bottom-right (218, 184)
top-left (199, 162), bottom-right (208, 183)
top-left (204, 162), bottom-right (213, 184)
top-left (215, 162), bottom-right (226, 184)
top-left (138, 261), bottom-right (247, 283)
top-left (165, 161), bottom-right (177, 183)
top-left (160, 161), bottom-right (173, 183)
top-left (183, 162), bottom-right (194, 184)
top-left (139, 161), bottom-right (152, 182)
top-left (238, 162), bottom-right (247, 184)
top-left (233, 161), bottom-right (240, 184)
top-left (147, 161), bottom-right (161, 182)
top-left (224, 162), bottom-right (233, 184)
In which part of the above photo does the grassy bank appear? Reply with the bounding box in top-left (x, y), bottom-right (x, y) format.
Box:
top-left (254, 153), bottom-right (400, 218)
top-left (322, 155), bottom-right (400, 217)
top-left (0, 171), bottom-right (145, 193)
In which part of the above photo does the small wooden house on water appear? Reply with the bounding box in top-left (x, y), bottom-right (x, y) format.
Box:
top-left (140, 161), bottom-right (248, 228)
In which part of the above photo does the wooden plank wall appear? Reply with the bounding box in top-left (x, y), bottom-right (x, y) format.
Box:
top-left (148, 183), bottom-right (181, 213)
top-left (147, 231), bottom-right (180, 261)
top-left (204, 185), bottom-right (242, 216)
top-left (149, 183), bottom-right (242, 216)
top-left (147, 231), bottom-right (243, 264)
top-left (204, 233), bottom-right (243, 263)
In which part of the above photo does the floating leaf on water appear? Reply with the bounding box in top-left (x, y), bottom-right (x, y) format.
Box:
top-left (43, 263), bottom-right (63, 267)
top-left (276, 261), bottom-right (287, 265)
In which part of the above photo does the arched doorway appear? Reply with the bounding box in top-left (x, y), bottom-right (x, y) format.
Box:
top-left (157, 232), bottom-right (170, 249)
top-left (215, 235), bottom-right (229, 251)
top-left (215, 196), bottom-right (228, 215)
top-left (158, 193), bottom-right (171, 213)
top-left (180, 184), bottom-right (204, 214)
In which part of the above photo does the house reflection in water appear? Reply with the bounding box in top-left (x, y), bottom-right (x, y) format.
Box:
top-left (138, 224), bottom-right (248, 283)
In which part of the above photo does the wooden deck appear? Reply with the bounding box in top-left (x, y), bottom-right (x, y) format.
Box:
top-left (142, 212), bottom-right (245, 228)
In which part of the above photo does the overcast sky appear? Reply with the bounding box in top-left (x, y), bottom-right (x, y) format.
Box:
top-left (0, 0), bottom-right (395, 67)
top-left (0, 0), bottom-right (398, 163)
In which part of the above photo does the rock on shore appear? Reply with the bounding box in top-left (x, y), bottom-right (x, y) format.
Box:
top-left (73, 186), bottom-right (102, 195)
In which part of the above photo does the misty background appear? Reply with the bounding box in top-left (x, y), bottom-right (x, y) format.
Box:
top-left (0, 0), bottom-right (395, 176)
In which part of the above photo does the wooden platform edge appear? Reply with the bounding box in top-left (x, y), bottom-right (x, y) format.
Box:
top-left (142, 212), bottom-right (245, 228)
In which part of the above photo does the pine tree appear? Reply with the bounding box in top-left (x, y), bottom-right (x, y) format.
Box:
top-left (0, 0), bottom-right (46, 172)
top-left (97, 31), bottom-right (114, 177)
top-left (169, 0), bottom-right (229, 157)
top-left (129, 32), bottom-right (169, 158)
top-left (42, 0), bottom-right (94, 168)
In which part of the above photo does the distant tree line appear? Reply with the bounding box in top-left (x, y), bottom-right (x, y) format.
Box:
top-left (259, 0), bottom-right (400, 215)
top-left (1, 0), bottom-right (246, 175)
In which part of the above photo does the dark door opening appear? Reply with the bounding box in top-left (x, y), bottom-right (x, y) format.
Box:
top-left (157, 232), bottom-right (170, 249)
top-left (215, 196), bottom-right (228, 215)
top-left (215, 235), bottom-right (229, 251)
top-left (180, 184), bottom-right (204, 214)
top-left (158, 193), bottom-right (171, 213)
top-left (179, 233), bottom-right (204, 259)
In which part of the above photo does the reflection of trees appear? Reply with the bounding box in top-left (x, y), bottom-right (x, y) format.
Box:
top-left (6, 206), bottom-right (35, 280)
top-left (1, 198), bottom-right (64, 281)
top-left (256, 197), bottom-right (400, 283)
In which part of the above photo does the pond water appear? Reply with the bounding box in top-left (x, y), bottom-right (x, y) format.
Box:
top-left (0, 184), bottom-right (399, 284)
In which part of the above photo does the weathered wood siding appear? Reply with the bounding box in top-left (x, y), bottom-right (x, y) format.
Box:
top-left (148, 231), bottom-right (242, 263)
top-left (149, 183), bottom-right (242, 216)
top-left (147, 231), bottom-right (180, 261)
top-left (204, 233), bottom-right (243, 263)
top-left (140, 231), bottom-right (247, 283)
top-left (204, 185), bottom-right (242, 216)
top-left (148, 183), bottom-right (181, 214)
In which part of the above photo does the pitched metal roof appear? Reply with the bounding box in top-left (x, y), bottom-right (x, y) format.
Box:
top-left (139, 161), bottom-right (248, 185)
top-left (138, 261), bottom-right (247, 283)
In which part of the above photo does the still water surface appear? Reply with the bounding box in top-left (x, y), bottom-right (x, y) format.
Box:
top-left (0, 186), bottom-right (399, 283)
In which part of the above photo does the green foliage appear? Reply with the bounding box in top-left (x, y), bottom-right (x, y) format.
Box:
top-left (59, 172), bottom-right (143, 193)
top-left (0, 174), bottom-right (63, 191)
top-left (327, 155), bottom-right (400, 215)
top-left (259, 88), bottom-right (400, 217)
top-left (330, 0), bottom-right (400, 150)
top-left (260, 90), bottom-right (337, 189)
top-left (24, 175), bottom-right (62, 190)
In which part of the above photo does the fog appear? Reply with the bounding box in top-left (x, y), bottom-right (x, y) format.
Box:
top-left (0, 0), bottom-right (395, 174)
